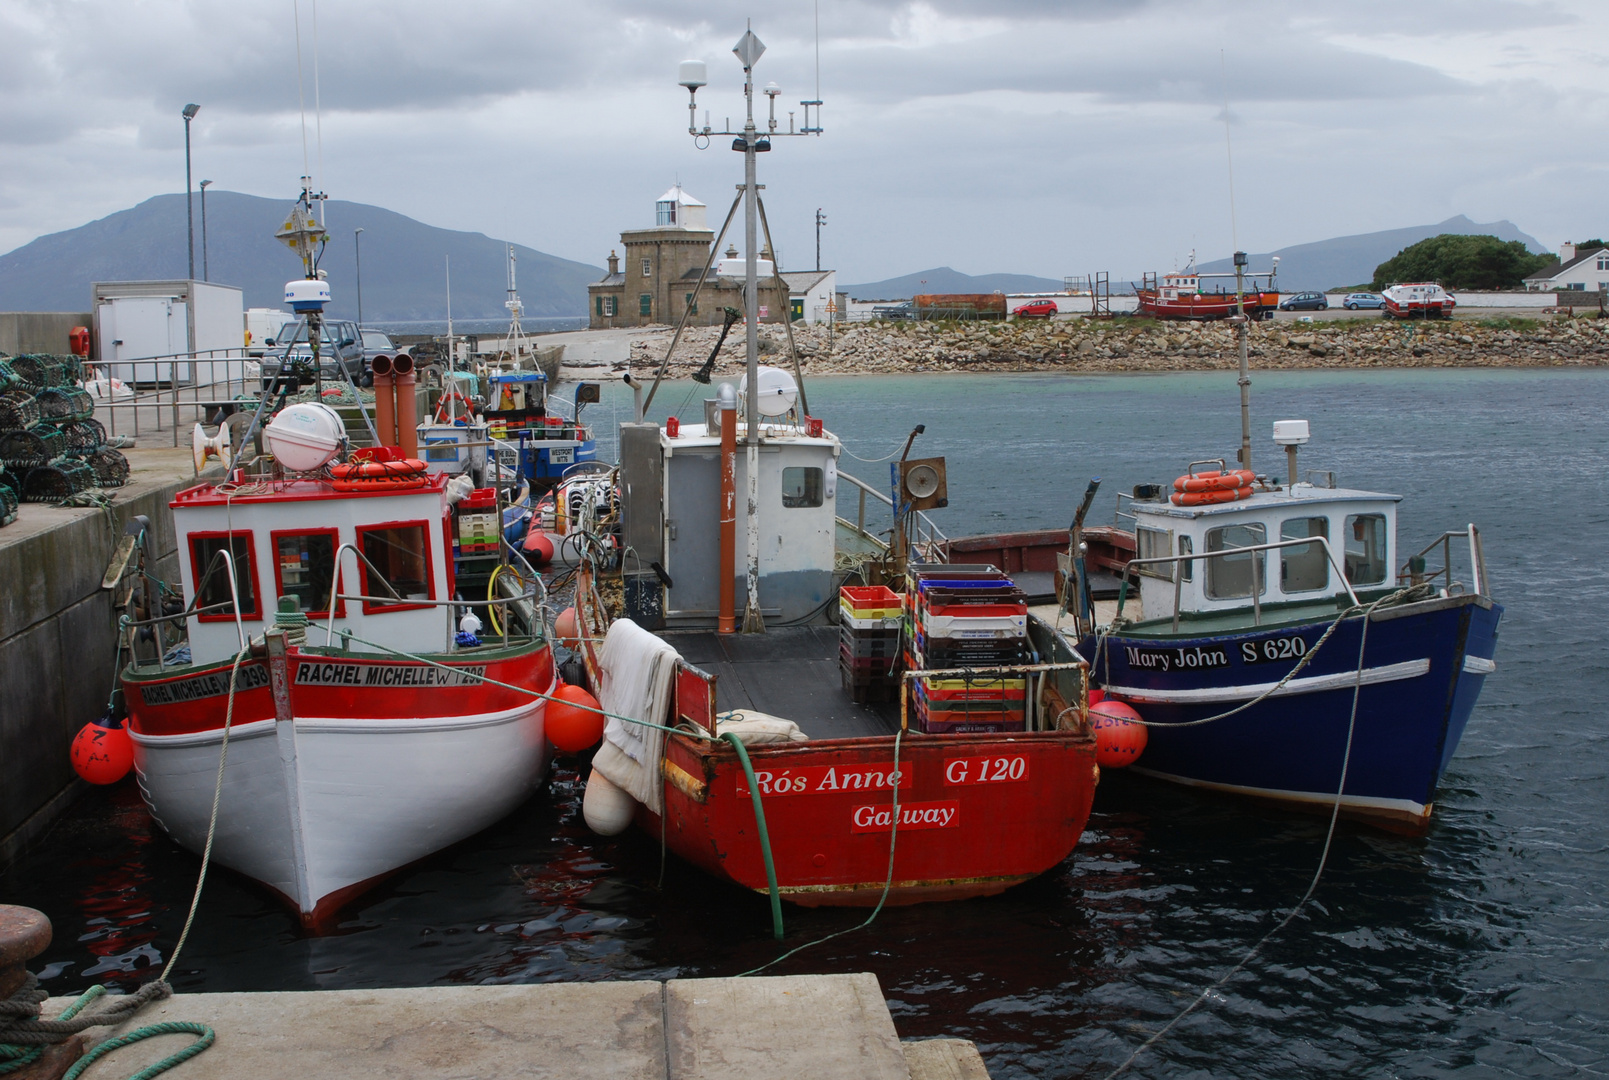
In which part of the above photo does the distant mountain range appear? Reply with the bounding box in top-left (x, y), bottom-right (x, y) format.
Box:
top-left (1192, 216), bottom-right (1545, 291)
top-left (843, 267), bottom-right (1066, 300)
top-left (0, 191), bottom-right (601, 321)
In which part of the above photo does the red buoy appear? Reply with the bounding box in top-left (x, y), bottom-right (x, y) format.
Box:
top-left (71, 714), bottom-right (134, 785)
top-left (1088, 687), bottom-right (1106, 705)
top-left (546, 684), bottom-right (605, 753)
top-left (554, 606), bottom-right (581, 650)
top-left (522, 530), bottom-right (555, 566)
top-left (1090, 699), bottom-right (1147, 768)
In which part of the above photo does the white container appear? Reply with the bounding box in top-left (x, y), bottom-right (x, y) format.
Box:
top-left (266, 403), bottom-right (346, 472)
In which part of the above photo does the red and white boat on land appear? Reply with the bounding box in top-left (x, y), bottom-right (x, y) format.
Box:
top-left (120, 401), bottom-right (556, 929)
top-left (1382, 282), bottom-right (1456, 319)
top-left (1135, 259), bottom-right (1280, 321)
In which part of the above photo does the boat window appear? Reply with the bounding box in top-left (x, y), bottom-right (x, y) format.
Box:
top-left (1205, 523), bottom-right (1266, 600)
top-left (1135, 526), bottom-right (1174, 580)
top-left (189, 532), bottom-right (260, 621)
top-left (1178, 534), bottom-right (1192, 582)
top-left (780, 467), bottom-right (823, 508)
top-left (1344, 514), bottom-right (1388, 586)
top-left (274, 530), bottom-right (341, 616)
top-left (1279, 517), bottom-right (1330, 594)
top-left (357, 522), bottom-right (434, 612)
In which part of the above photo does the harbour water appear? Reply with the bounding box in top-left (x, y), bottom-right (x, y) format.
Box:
top-left (4, 368), bottom-right (1606, 1078)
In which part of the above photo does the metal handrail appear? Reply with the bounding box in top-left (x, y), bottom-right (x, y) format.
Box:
top-left (1399, 524), bottom-right (1487, 597)
top-left (898, 659), bottom-right (1089, 735)
top-left (837, 468), bottom-right (949, 550)
top-left (1114, 535), bottom-right (1360, 631)
top-left (87, 348), bottom-right (262, 446)
top-left (123, 547), bottom-right (246, 670)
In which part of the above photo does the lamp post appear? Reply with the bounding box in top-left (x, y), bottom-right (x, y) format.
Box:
top-left (198, 180), bottom-right (212, 282)
top-left (182, 104), bottom-right (199, 280)
top-left (354, 228), bottom-right (365, 327)
top-left (815, 208), bottom-right (826, 272)
top-left (679, 25), bottom-right (823, 632)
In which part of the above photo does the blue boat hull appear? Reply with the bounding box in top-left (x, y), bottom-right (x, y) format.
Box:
top-left (1081, 593), bottom-right (1501, 832)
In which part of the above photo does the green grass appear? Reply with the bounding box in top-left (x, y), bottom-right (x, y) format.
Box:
top-left (1474, 316), bottom-right (1544, 331)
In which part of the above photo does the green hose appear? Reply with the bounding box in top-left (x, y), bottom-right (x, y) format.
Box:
top-left (720, 732), bottom-right (785, 941)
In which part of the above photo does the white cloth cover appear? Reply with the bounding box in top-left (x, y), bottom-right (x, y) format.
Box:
top-left (591, 618), bottom-right (680, 815)
top-left (715, 712), bottom-right (810, 745)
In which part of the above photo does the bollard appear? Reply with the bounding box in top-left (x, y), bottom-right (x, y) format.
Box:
top-left (0, 905), bottom-right (51, 999)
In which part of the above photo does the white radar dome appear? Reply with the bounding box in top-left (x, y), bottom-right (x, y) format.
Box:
top-left (284, 278), bottom-right (331, 313)
top-left (739, 366), bottom-right (798, 417)
top-left (266, 402), bottom-right (346, 472)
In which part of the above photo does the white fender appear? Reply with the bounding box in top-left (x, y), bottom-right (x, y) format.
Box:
top-left (582, 768), bottom-right (637, 836)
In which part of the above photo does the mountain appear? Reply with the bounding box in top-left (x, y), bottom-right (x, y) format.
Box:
top-left (0, 192), bottom-right (601, 321)
top-left (1193, 216), bottom-right (1546, 292)
top-left (842, 266), bottom-right (1066, 300)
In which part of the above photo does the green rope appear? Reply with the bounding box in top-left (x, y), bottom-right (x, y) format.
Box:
top-left (62, 1022), bottom-right (214, 1080)
top-left (720, 733), bottom-right (784, 941)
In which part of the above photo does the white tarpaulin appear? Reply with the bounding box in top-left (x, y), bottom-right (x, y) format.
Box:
top-left (590, 618), bottom-right (680, 815)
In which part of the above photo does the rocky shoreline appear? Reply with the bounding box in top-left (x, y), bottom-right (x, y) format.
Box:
top-left (610, 315), bottom-right (1609, 378)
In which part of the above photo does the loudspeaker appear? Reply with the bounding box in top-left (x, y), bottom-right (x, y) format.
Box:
top-left (899, 456), bottom-right (948, 510)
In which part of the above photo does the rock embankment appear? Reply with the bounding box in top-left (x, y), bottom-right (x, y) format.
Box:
top-left (612, 316), bottom-right (1609, 379)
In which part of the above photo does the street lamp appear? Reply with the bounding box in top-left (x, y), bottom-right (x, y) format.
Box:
top-left (199, 180), bottom-right (212, 282)
top-left (182, 103), bottom-right (199, 280)
top-left (354, 228), bottom-right (365, 327)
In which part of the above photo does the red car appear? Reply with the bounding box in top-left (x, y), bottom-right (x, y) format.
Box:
top-left (1012, 299), bottom-right (1058, 319)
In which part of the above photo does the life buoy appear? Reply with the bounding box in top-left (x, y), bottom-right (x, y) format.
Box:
top-left (1174, 469), bottom-right (1255, 494)
top-left (434, 389), bottom-right (475, 425)
top-left (329, 457), bottom-right (430, 492)
top-left (1171, 486), bottom-right (1253, 507)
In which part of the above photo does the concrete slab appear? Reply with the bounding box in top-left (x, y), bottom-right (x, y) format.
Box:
top-left (665, 973), bottom-right (908, 1080)
top-left (903, 1039), bottom-right (992, 1080)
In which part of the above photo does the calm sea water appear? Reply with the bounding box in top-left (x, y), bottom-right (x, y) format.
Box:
top-left (5, 369), bottom-right (1606, 1079)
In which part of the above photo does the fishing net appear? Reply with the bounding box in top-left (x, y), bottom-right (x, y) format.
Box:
top-left (83, 447), bottom-right (129, 487)
top-left (0, 391), bottom-right (40, 430)
top-left (0, 424), bottom-right (68, 467)
top-left (8, 354), bottom-right (80, 391)
top-left (35, 385), bottom-right (95, 422)
top-left (59, 418), bottom-right (107, 453)
top-left (0, 481), bottom-right (17, 526)
top-left (21, 456), bottom-right (97, 502)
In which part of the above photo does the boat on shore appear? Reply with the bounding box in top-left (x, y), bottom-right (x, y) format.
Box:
top-left (1382, 281), bottom-right (1456, 319)
top-left (1136, 259), bottom-right (1280, 321)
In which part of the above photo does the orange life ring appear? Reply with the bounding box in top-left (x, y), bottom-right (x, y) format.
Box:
top-left (1174, 469), bottom-right (1255, 493)
top-left (1171, 486), bottom-right (1253, 507)
top-left (329, 458), bottom-right (429, 492)
top-left (434, 389), bottom-right (475, 425)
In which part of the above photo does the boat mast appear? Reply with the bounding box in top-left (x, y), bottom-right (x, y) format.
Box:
top-left (1234, 251), bottom-right (1250, 473)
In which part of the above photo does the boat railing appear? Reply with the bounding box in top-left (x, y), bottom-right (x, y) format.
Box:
top-left (120, 547), bottom-right (249, 670)
top-left (1112, 491), bottom-right (1140, 525)
top-left (1400, 524), bottom-right (1488, 598)
top-left (897, 660), bottom-right (1090, 735)
top-left (1114, 535), bottom-right (1360, 632)
top-left (836, 469), bottom-right (949, 562)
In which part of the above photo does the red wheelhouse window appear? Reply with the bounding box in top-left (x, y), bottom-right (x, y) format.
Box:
top-left (271, 528), bottom-right (345, 618)
top-left (356, 520), bottom-right (435, 614)
top-left (188, 531), bottom-right (261, 622)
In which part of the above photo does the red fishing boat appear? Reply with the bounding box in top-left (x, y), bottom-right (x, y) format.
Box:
top-left (1135, 258), bottom-right (1280, 321)
top-left (1382, 282), bottom-right (1456, 319)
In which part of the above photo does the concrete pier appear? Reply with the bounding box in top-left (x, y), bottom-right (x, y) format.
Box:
top-left (41, 974), bottom-right (990, 1079)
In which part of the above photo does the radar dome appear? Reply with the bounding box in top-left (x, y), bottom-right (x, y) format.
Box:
top-left (266, 402), bottom-right (346, 472)
top-left (738, 366), bottom-right (798, 417)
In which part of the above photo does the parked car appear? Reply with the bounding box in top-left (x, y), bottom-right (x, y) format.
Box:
top-left (1343, 293), bottom-right (1385, 310)
top-left (1012, 299), bottom-right (1059, 319)
top-left (260, 318), bottom-right (365, 391)
top-left (872, 301), bottom-right (916, 321)
top-left (357, 329), bottom-right (400, 386)
top-left (1278, 292), bottom-right (1329, 311)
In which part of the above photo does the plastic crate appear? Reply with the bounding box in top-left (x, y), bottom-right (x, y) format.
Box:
top-left (921, 612), bottom-right (1027, 639)
top-left (839, 647), bottom-right (902, 674)
top-left (840, 584), bottom-right (901, 616)
top-left (842, 668), bottom-right (899, 703)
top-left (840, 632), bottom-right (901, 659)
top-left (916, 675), bottom-right (1027, 701)
top-left (841, 610), bottom-right (902, 631)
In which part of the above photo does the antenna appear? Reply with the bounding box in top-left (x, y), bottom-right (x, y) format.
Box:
top-left (293, 0), bottom-right (310, 181)
top-left (1220, 50), bottom-right (1238, 252)
top-left (311, 0), bottom-right (325, 227)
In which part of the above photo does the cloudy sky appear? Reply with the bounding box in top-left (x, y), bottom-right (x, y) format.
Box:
top-left (2, 0), bottom-right (1604, 284)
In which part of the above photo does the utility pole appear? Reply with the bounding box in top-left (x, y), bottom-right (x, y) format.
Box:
top-left (815, 207), bottom-right (826, 272)
top-left (182, 104), bottom-right (199, 280)
top-left (199, 180), bottom-right (212, 282)
top-left (354, 228), bottom-right (365, 327)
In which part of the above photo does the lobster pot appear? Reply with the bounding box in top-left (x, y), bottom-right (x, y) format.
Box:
top-left (9, 354), bottom-right (80, 391)
top-left (0, 392), bottom-right (40, 430)
top-left (35, 386), bottom-right (95, 423)
top-left (0, 482), bottom-right (17, 526)
top-left (84, 447), bottom-right (130, 487)
top-left (21, 457), bottom-right (96, 502)
top-left (0, 425), bottom-right (68, 468)
top-left (0, 463), bottom-right (19, 499)
top-left (0, 359), bottom-right (17, 393)
top-left (60, 418), bottom-right (107, 454)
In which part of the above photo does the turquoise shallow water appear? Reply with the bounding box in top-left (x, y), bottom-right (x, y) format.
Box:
top-left (5, 368), bottom-right (1607, 1078)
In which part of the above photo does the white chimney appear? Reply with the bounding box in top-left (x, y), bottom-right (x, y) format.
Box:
top-left (1560, 242), bottom-right (1577, 263)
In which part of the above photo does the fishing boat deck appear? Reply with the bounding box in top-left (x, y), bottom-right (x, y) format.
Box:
top-left (665, 626), bottom-right (900, 741)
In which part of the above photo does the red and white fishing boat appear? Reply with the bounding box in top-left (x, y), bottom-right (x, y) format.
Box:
top-left (120, 398), bottom-right (557, 928)
top-left (1382, 281), bottom-right (1456, 319)
top-left (1135, 258), bottom-right (1280, 321)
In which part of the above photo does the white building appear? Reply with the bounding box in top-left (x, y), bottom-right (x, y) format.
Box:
top-left (1523, 242), bottom-right (1609, 291)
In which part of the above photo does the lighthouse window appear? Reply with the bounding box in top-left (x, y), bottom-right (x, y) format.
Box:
top-left (642, 258), bottom-right (653, 277)
top-left (357, 522), bottom-right (434, 612)
top-left (189, 532), bottom-right (261, 621)
top-left (1344, 514), bottom-right (1388, 586)
top-left (1279, 517), bottom-right (1330, 593)
top-left (780, 467), bottom-right (823, 508)
top-left (1205, 523), bottom-right (1266, 600)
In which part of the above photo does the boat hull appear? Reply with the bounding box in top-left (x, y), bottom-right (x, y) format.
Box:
top-left (1082, 593), bottom-right (1501, 832)
top-left (123, 645), bottom-right (556, 926)
top-left (1136, 290), bottom-right (1279, 321)
top-left (650, 729), bottom-right (1100, 906)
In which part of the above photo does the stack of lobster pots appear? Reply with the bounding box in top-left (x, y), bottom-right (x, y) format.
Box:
top-left (904, 564), bottom-right (1032, 734)
top-left (838, 585), bottom-right (903, 703)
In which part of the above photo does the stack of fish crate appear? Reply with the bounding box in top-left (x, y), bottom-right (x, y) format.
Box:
top-left (839, 585), bottom-right (903, 703)
top-left (904, 564), bottom-right (1032, 734)
top-left (453, 488), bottom-right (500, 559)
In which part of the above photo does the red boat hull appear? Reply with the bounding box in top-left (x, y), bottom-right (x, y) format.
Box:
top-left (1136, 290), bottom-right (1278, 321)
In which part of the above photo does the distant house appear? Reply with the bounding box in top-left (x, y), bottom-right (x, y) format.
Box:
top-left (1523, 242), bottom-right (1609, 291)
top-left (587, 185), bottom-right (836, 329)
